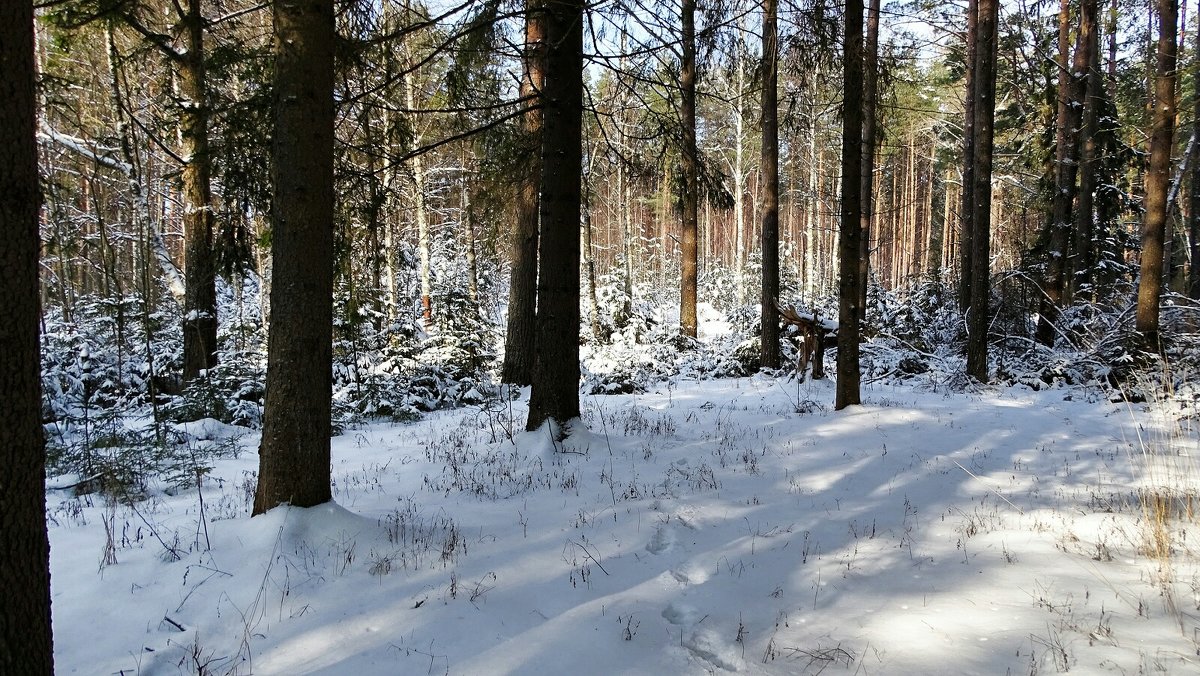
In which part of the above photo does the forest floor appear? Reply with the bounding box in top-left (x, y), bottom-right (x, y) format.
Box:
top-left (49, 375), bottom-right (1200, 675)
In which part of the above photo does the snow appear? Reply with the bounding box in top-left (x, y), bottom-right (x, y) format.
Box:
top-left (49, 378), bottom-right (1200, 674)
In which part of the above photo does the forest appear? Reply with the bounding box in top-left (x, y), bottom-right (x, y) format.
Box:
top-left (4, 0), bottom-right (1200, 672)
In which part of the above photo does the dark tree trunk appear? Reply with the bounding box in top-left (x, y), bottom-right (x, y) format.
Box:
top-left (526, 0), bottom-right (584, 432)
top-left (254, 0), bottom-right (335, 514)
top-left (858, 0), bottom-right (881, 310)
top-left (1070, 0), bottom-right (1100, 300)
top-left (760, 0), bottom-right (781, 369)
top-left (180, 0), bottom-right (218, 382)
top-left (1037, 0), bottom-right (1075, 346)
top-left (1136, 0), bottom-right (1178, 348)
top-left (680, 0), bottom-right (699, 338)
top-left (0, 1), bottom-right (54, 670)
top-left (967, 0), bottom-right (1000, 381)
top-left (836, 0), bottom-right (864, 410)
top-left (1075, 0), bottom-right (1099, 298)
top-left (1039, 0), bottom-right (1094, 345)
top-left (1190, 10), bottom-right (1200, 300)
top-left (958, 0), bottom-right (978, 312)
top-left (501, 4), bottom-right (545, 385)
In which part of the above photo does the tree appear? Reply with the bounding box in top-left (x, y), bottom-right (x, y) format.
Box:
top-left (177, 0), bottom-right (219, 382)
top-left (759, 0), bottom-right (781, 369)
top-left (526, 0), bottom-right (584, 432)
top-left (253, 0), bottom-right (335, 513)
top-left (1070, 0), bottom-right (1101, 301)
top-left (501, 2), bottom-right (545, 385)
top-left (836, 0), bottom-right (864, 410)
top-left (680, 0), bottom-right (700, 338)
top-left (1134, 0), bottom-right (1177, 348)
top-left (85, 0), bottom-right (222, 381)
top-left (858, 0), bottom-right (881, 310)
top-left (958, 0), bottom-right (978, 312)
top-left (1192, 12), bottom-right (1200, 300)
top-left (966, 0), bottom-right (999, 381)
top-left (1038, 0), bottom-right (1093, 345)
top-left (0, 0), bottom-right (54, 670)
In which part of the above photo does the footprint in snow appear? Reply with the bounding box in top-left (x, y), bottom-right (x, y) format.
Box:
top-left (662, 601), bottom-right (699, 626)
top-left (683, 628), bottom-right (743, 672)
top-left (646, 526), bottom-right (675, 554)
top-left (666, 562), bottom-right (709, 585)
top-left (662, 602), bottom-right (743, 672)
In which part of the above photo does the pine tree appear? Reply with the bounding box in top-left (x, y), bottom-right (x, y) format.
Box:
top-left (526, 0), bottom-right (584, 432)
top-left (836, 0), bottom-right (864, 410)
top-left (501, 2), bottom-right (545, 385)
top-left (254, 0), bottom-right (336, 513)
top-left (1136, 0), bottom-right (1178, 347)
top-left (759, 0), bottom-right (781, 369)
top-left (966, 0), bottom-right (999, 381)
top-left (0, 0), bottom-right (55, 670)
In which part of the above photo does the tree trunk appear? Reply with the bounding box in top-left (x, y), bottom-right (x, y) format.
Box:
top-left (1136, 0), bottom-right (1178, 347)
top-left (381, 0), bottom-right (400, 322)
top-left (0, 1), bottom-right (54, 670)
top-left (733, 52), bottom-right (747, 305)
top-left (967, 0), bottom-right (1000, 381)
top-left (1070, 0), bottom-right (1101, 300)
top-left (462, 164), bottom-right (479, 305)
top-left (1190, 8), bottom-right (1200, 299)
top-left (1038, 0), bottom-right (1092, 345)
top-left (836, 0), bottom-right (864, 410)
top-left (501, 3), bottom-right (545, 385)
top-left (406, 68), bottom-right (433, 326)
top-left (680, 0), bottom-right (699, 337)
top-left (859, 0), bottom-right (881, 309)
top-left (805, 96), bottom-right (820, 299)
top-left (927, 167), bottom-right (948, 275)
top-left (179, 0), bottom-right (218, 382)
top-left (619, 141), bottom-right (635, 321)
top-left (254, 0), bottom-right (335, 514)
top-left (583, 194), bottom-right (603, 342)
top-left (959, 0), bottom-right (978, 312)
top-left (760, 0), bottom-right (781, 369)
top-left (526, 0), bottom-right (584, 432)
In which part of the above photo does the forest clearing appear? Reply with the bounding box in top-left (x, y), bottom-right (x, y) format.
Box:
top-left (47, 371), bottom-right (1200, 674)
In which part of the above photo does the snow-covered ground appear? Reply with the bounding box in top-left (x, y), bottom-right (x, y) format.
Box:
top-left (49, 377), bottom-right (1200, 674)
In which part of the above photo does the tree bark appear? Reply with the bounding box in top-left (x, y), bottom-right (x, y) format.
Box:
top-left (967, 0), bottom-right (1000, 381)
top-left (760, 0), bottom-right (781, 369)
top-left (1136, 0), bottom-right (1179, 347)
top-left (1070, 0), bottom-right (1101, 300)
top-left (526, 0), bottom-right (584, 432)
top-left (733, 49), bottom-right (747, 305)
top-left (179, 0), bottom-right (219, 382)
top-left (1038, 0), bottom-right (1092, 345)
top-left (836, 0), bottom-right (864, 410)
top-left (859, 0), bottom-right (881, 309)
top-left (680, 0), bottom-right (699, 338)
top-left (254, 0), bottom-right (335, 514)
top-left (501, 3), bottom-right (545, 385)
top-left (1190, 9), bottom-right (1200, 299)
top-left (0, 0), bottom-right (54, 669)
top-left (959, 0), bottom-right (978, 312)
